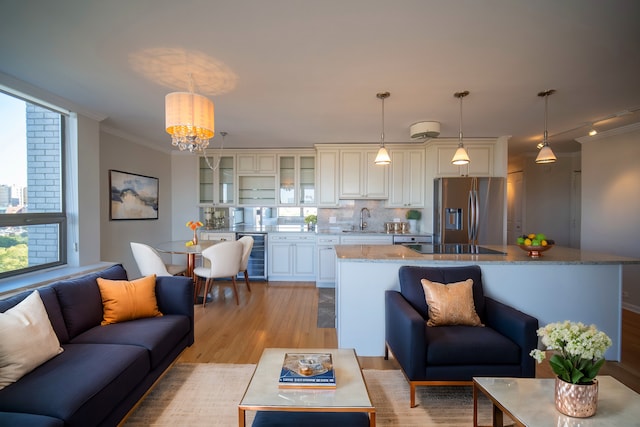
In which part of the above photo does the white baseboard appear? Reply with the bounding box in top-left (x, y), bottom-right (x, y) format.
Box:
top-left (622, 301), bottom-right (640, 314)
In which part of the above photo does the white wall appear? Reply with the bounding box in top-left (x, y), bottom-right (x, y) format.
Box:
top-left (99, 131), bottom-right (174, 278)
top-left (579, 124), bottom-right (640, 311)
top-left (513, 153), bottom-right (580, 247)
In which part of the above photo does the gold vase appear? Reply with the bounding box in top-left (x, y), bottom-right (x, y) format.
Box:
top-left (192, 230), bottom-right (198, 246)
top-left (555, 377), bottom-right (598, 418)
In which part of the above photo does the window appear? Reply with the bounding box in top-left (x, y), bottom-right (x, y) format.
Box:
top-left (0, 90), bottom-right (66, 278)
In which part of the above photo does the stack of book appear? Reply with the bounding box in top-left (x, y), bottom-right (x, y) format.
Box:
top-left (278, 353), bottom-right (336, 388)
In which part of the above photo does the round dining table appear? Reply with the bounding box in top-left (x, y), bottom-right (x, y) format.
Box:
top-left (154, 240), bottom-right (219, 281)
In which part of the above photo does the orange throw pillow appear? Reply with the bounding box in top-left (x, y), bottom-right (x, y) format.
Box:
top-left (420, 278), bottom-right (483, 327)
top-left (97, 275), bottom-right (162, 325)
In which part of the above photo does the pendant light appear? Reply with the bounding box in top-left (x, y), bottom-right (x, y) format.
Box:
top-left (374, 91), bottom-right (391, 165)
top-left (535, 89), bottom-right (557, 164)
top-left (451, 91), bottom-right (471, 165)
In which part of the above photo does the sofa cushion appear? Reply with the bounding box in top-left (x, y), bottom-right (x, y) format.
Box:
top-left (421, 278), bottom-right (483, 327)
top-left (0, 411), bottom-right (64, 427)
top-left (70, 315), bottom-right (190, 369)
top-left (424, 325), bottom-right (520, 365)
top-left (96, 275), bottom-right (162, 325)
top-left (0, 291), bottom-right (64, 390)
top-left (399, 265), bottom-right (486, 320)
top-left (54, 264), bottom-right (128, 339)
top-left (0, 286), bottom-right (69, 344)
top-left (0, 343), bottom-right (149, 427)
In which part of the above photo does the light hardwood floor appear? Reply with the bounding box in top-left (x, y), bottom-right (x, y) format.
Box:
top-left (178, 281), bottom-right (640, 393)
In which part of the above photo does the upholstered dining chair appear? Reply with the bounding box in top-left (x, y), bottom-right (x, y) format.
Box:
top-left (193, 240), bottom-right (244, 307)
top-left (385, 265), bottom-right (539, 407)
top-left (237, 235), bottom-right (254, 291)
top-left (130, 242), bottom-right (187, 277)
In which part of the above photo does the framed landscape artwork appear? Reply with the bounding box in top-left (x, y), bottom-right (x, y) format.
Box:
top-left (109, 170), bottom-right (159, 220)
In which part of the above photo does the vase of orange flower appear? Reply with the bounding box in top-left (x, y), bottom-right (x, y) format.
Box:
top-left (186, 221), bottom-right (204, 246)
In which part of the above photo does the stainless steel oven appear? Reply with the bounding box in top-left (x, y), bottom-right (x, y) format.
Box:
top-left (392, 235), bottom-right (433, 245)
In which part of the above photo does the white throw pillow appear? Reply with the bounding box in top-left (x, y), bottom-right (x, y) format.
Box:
top-left (0, 290), bottom-right (64, 390)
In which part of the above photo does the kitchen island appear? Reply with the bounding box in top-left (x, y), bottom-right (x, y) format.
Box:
top-left (335, 244), bottom-right (640, 359)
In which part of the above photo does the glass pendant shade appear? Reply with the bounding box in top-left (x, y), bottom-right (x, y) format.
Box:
top-left (374, 146), bottom-right (391, 165)
top-left (165, 91), bottom-right (214, 153)
top-left (535, 143), bottom-right (557, 163)
top-left (452, 144), bottom-right (471, 165)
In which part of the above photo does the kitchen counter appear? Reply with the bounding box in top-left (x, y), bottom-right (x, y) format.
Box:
top-left (335, 244), bottom-right (640, 265)
top-left (201, 226), bottom-right (432, 237)
top-left (334, 244), bottom-right (640, 359)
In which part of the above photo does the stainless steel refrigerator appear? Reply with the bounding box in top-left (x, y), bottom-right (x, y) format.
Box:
top-left (433, 177), bottom-right (506, 245)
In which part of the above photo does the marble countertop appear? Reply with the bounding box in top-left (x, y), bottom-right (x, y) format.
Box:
top-left (335, 244), bottom-right (640, 265)
top-left (201, 226), bottom-right (432, 236)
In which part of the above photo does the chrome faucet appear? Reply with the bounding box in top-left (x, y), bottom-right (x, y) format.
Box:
top-left (359, 207), bottom-right (371, 230)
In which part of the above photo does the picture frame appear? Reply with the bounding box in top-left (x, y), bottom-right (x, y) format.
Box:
top-left (109, 170), bottom-right (159, 220)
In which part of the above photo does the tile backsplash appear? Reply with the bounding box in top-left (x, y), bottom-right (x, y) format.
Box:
top-left (318, 200), bottom-right (424, 233)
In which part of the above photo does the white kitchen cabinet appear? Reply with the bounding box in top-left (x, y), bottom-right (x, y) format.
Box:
top-left (198, 154), bottom-right (235, 206)
top-left (237, 175), bottom-right (277, 206)
top-left (268, 234), bottom-right (316, 281)
top-left (237, 153), bottom-right (277, 174)
top-left (316, 235), bottom-right (339, 286)
top-left (339, 149), bottom-right (388, 199)
top-left (199, 232), bottom-right (236, 241)
top-left (339, 234), bottom-right (393, 245)
top-left (387, 148), bottom-right (425, 207)
top-left (433, 143), bottom-right (494, 177)
top-left (315, 149), bottom-right (339, 207)
top-left (278, 153), bottom-right (315, 205)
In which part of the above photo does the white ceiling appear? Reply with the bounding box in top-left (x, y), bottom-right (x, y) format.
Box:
top-left (1, 0), bottom-right (639, 159)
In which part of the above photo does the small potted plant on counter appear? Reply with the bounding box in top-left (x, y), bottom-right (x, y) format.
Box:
top-left (405, 210), bottom-right (421, 233)
top-left (304, 214), bottom-right (317, 231)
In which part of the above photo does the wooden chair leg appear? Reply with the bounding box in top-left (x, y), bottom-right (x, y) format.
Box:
top-left (203, 278), bottom-right (212, 308)
top-left (244, 270), bottom-right (251, 292)
top-left (231, 277), bottom-right (239, 305)
top-left (193, 277), bottom-right (201, 305)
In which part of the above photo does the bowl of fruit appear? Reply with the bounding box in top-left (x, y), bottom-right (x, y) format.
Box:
top-left (517, 233), bottom-right (554, 258)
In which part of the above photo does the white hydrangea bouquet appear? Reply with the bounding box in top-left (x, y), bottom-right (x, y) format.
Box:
top-left (530, 320), bottom-right (612, 384)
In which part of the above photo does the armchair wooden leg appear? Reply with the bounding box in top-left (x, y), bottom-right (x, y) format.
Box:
top-left (244, 270), bottom-right (251, 292)
top-left (410, 383), bottom-right (416, 408)
top-left (203, 278), bottom-right (212, 308)
top-left (231, 277), bottom-right (239, 305)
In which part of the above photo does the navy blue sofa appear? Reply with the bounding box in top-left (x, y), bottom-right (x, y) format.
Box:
top-left (385, 265), bottom-right (538, 407)
top-left (0, 264), bottom-right (194, 427)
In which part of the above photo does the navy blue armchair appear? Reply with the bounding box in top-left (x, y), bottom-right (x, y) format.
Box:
top-left (385, 265), bottom-right (538, 407)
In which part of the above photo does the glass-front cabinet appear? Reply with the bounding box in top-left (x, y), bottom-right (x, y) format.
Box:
top-left (278, 152), bottom-right (315, 206)
top-left (199, 154), bottom-right (235, 205)
top-left (238, 175), bottom-right (277, 206)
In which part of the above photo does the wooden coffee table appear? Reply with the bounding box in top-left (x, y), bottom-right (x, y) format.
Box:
top-left (238, 348), bottom-right (375, 427)
top-left (473, 376), bottom-right (640, 427)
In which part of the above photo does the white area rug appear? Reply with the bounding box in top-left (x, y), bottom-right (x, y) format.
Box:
top-left (123, 363), bottom-right (504, 426)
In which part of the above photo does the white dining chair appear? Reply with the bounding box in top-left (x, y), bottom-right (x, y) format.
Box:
top-left (193, 240), bottom-right (244, 307)
top-left (130, 242), bottom-right (187, 277)
top-left (237, 235), bottom-right (254, 292)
